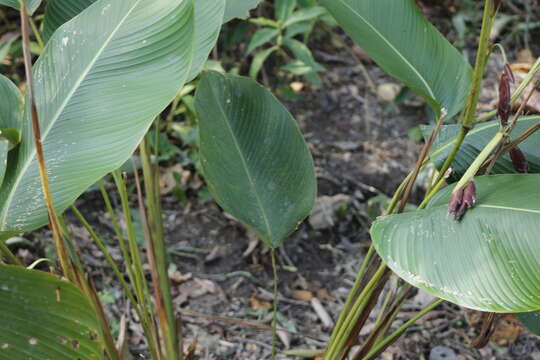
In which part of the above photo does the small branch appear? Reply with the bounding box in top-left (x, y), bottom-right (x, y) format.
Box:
top-left (271, 248), bottom-right (279, 360)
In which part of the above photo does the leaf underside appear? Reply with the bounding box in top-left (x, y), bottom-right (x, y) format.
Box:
top-left (372, 175), bottom-right (540, 313)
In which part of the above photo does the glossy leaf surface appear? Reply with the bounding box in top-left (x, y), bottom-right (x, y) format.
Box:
top-left (425, 116), bottom-right (540, 181)
top-left (42, 0), bottom-right (97, 41)
top-left (372, 175), bottom-right (540, 312)
top-left (321, 0), bottom-right (472, 118)
top-left (195, 71), bottom-right (316, 247)
top-left (0, 264), bottom-right (102, 359)
top-left (0, 0), bottom-right (196, 235)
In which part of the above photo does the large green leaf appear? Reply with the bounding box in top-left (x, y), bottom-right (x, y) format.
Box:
top-left (372, 174), bottom-right (540, 313)
top-left (224, 0), bottom-right (262, 22)
top-left (518, 311), bottom-right (540, 336)
top-left (42, 0), bottom-right (97, 42)
top-left (0, 0), bottom-right (196, 235)
top-left (0, 0), bottom-right (42, 14)
top-left (0, 264), bottom-right (102, 359)
top-left (321, 0), bottom-right (472, 118)
top-left (425, 116), bottom-right (540, 181)
top-left (42, 0), bottom-right (223, 82)
top-left (195, 71), bottom-right (316, 247)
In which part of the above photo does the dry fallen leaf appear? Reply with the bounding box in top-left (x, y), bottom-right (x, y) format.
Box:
top-left (249, 296), bottom-right (272, 310)
top-left (290, 290), bottom-right (314, 302)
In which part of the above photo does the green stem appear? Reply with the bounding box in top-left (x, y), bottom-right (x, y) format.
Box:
top-left (325, 264), bottom-right (387, 359)
top-left (0, 241), bottom-right (21, 265)
top-left (70, 206), bottom-right (156, 343)
top-left (328, 246), bottom-right (375, 348)
top-left (271, 249), bottom-right (279, 360)
top-left (28, 16), bottom-right (44, 49)
top-left (454, 132), bottom-right (504, 191)
top-left (140, 138), bottom-right (180, 360)
top-left (460, 0), bottom-right (497, 128)
top-left (362, 299), bottom-right (444, 360)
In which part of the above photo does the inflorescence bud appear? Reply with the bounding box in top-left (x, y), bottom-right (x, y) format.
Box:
top-left (497, 64), bottom-right (514, 126)
top-left (509, 146), bottom-right (529, 173)
top-left (448, 181), bottom-right (477, 221)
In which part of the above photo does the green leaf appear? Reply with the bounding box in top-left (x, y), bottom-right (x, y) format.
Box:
top-left (0, 0), bottom-right (196, 235)
top-left (275, 0), bottom-right (297, 22)
top-left (249, 17), bottom-right (280, 28)
top-left (0, 35), bottom-right (19, 63)
top-left (283, 38), bottom-right (325, 72)
top-left (321, 0), bottom-right (472, 118)
top-left (224, 0), bottom-right (262, 22)
top-left (426, 116), bottom-right (540, 181)
top-left (249, 45), bottom-right (278, 79)
top-left (42, 0), bottom-right (224, 82)
top-left (0, 264), bottom-right (102, 359)
top-left (283, 6), bottom-right (326, 27)
top-left (0, 0), bottom-right (42, 14)
top-left (246, 27), bottom-right (280, 54)
top-left (42, 0), bottom-right (97, 42)
top-left (518, 311), bottom-right (540, 336)
top-left (195, 71), bottom-right (316, 247)
top-left (372, 174), bottom-right (540, 313)
top-left (285, 22), bottom-right (313, 39)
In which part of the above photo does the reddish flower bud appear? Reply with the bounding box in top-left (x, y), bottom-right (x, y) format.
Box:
top-left (498, 65), bottom-right (514, 126)
top-left (448, 182), bottom-right (477, 221)
top-left (509, 146), bottom-right (528, 173)
top-left (448, 187), bottom-right (464, 217)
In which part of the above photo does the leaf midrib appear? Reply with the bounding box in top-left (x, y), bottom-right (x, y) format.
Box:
top-left (335, 0), bottom-right (436, 100)
top-left (0, 0), bottom-right (143, 228)
top-left (208, 80), bottom-right (273, 243)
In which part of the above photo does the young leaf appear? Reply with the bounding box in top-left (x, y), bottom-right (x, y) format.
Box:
top-left (195, 71), bottom-right (317, 248)
top-left (321, 0), bottom-right (472, 118)
top-left (246, 27), bottom-right (280, 54)
top-left (283, 6), bottom-right (327, 27)
top-left (372, 174), bottom-right (540, 313)
top-left (275, 0), bottom-right (297, 22)
top-left (224, 0), bottom-right (263, 22)
top-left (283, 38), bottom-right (325, 72)
top-left (42, 0), bottom-right (97, 41)
top-left (0, 0), bottom-right (196, 235)
top-left (425, 116), bottom-right (540, 181)
top-left (249, 45), bottom-right (278, 79)
top-left (0, 0), bottom-right (42, 14)
top-left (518, 311), bottom-right (540, 336)
top-left (0, 264), bottom-right (102, 359)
